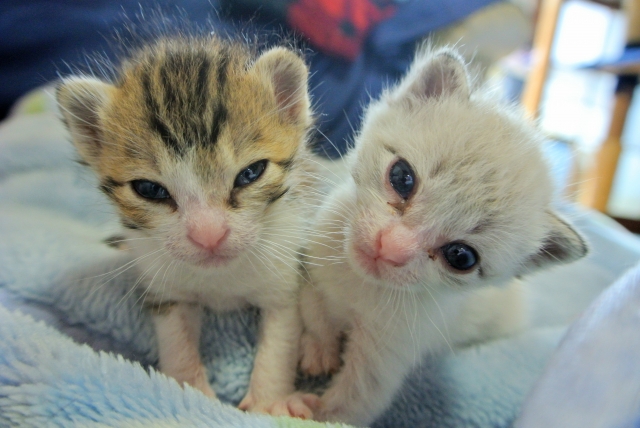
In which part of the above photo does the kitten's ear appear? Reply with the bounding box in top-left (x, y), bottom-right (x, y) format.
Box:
top-left (254, 47), bottom-right (311, 126)
top-left (57, 77), bottom-right (114, 166)
top-left (519, 211), bottom-right (589, 274)
top-left (394, 48), bottom-right (470, 101)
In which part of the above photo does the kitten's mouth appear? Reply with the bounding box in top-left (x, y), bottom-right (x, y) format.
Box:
top-left (353, 245), bottom-right (404, 280)
top-left (191, 252), bottom-right (237, 268)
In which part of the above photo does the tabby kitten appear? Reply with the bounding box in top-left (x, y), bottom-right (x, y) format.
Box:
top-left (295, 48), bottom-right (589, 425)
top-left (57, 36), bottom-right (316, 417)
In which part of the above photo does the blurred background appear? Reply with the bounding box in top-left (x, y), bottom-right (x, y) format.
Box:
top-left (0, 0), bottom-right (638, 232)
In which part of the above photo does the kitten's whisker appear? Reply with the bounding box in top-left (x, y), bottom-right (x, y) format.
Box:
top-left (315, 126), bottom-right (348, 163)
top-left (258, 233), bottom-right (346, 258)
top-left (254, 242), bottom-right (313, 284)
top-left (156, 260), bottom-right (177, 314)
top-left (83, 247), bottom-right (167, 300)
top-left (250, 245), bottom-right (289, 284)
top-left (415, 286), bottom-right (454, 355)
top-left (103, 236), bottom-right (164, 246)
top-left (258, 237), bottom-right (340, 263)
top-left (420, 283), bottom-right (452, 344)
top-left (134, 257), bottom-right (171, 314)
top-left (254, 242), bottom-right (299, 265)
top-left (116, 250), bottom-right (168, 310)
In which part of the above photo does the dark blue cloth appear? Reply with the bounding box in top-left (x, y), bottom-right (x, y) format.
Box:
top-left (0, 0), bottom-right (497, 156)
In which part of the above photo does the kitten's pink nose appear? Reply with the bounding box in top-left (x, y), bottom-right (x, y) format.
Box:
top-left (188, 224), bottom-right (229, 251)
top-left (377, 224), bottom-right (418, 267)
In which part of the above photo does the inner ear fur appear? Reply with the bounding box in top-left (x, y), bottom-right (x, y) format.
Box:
top-left (57, 77), bottom-right (114, 167)
top-left (520, 211), bottom-right (589, 274)
top-left (393, 47), bottom-right (471, 102)
top-left (253, 47), bottom-right (311, 127)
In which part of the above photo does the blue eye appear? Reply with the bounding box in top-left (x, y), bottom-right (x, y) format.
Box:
top-left (389, 159), bottom-right (415, 199)
top-left (132, 180), bottom-right (171, 200)
top-left (235, 160), bottom-right (267, 187)
top-left (441, 243), bottom-right (478, 271)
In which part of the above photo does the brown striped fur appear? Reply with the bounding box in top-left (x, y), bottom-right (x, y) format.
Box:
top-left (58, 36), bottom-right (313, 231)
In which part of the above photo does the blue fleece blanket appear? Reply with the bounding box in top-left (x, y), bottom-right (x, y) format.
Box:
top-left (1, 89), bottom-right (640, 427)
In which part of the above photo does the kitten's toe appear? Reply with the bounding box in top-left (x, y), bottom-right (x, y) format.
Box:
top-left (198, 382), bottom-right (217, 398)
top-left (315, 392), bottom-right (348, 423)
top-left (268, 393), bottom-right (319, 419)
top-left (299, 333), bottom-right (341, 376)
top-left (238, 393), bottom-right (255, 411)
top-left (240, 392), bottom-right (320, 419)
top-left (177, 364), bottom-right (217, 398)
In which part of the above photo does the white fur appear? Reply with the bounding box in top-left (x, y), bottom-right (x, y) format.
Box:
top-left (296, 48), bottom-right (588, 426)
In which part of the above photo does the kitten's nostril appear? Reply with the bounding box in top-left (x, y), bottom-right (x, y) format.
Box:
top-left (188, 227), bottom-right (229, 251)
top-left (378, 225), bottom-right (417, 267)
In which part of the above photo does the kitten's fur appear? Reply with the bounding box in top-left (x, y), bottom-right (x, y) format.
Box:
top-left (57, 36), bottom-right (317, 416)
top-left (296, 48), bottom-right (589, 425)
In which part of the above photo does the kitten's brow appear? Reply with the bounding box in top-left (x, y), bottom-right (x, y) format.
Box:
top-left (384, 145), bottom-right (397, 155)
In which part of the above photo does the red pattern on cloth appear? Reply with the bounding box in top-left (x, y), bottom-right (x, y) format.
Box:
top-left (287, 0), bottom-right (397, 61)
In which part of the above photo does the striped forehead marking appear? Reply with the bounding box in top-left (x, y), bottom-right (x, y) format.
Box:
top-left (140, 46), bottom-right (232, 156)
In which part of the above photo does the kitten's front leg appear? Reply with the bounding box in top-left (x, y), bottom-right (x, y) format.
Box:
top-left (299, 285), bottom-right (342, 376)
top-left (239, 304), bottom-right (308, 418)
top-left (152, 302), bottom-right (216, 398)
top-left (316, 323), bottom-right (408, 426)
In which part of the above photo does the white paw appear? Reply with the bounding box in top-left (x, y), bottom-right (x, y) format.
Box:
top-left (315, 390), bottom-right (350, 423)
top-left (239, 392), bottom-right (318, 419)
top-left (299, 332), bottom-right (341, 376)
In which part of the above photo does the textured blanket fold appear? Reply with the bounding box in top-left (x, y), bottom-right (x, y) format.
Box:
top-left (1, 88), bottom-right (640, 427)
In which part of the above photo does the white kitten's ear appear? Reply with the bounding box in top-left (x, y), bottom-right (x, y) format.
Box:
top-left (57, 77), bottom-right (114, 166)
top-left (254, 47), bottom-right (311, 127)
top-left (520, 211), bottom-right (589, 274)
top-left (394, 48), bottom-right (470, 101)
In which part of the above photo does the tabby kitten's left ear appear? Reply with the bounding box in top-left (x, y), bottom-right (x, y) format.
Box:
top-left (57, 77), bottom-right (115, 168)
top-left (253, 47), bottom-right (311, 127)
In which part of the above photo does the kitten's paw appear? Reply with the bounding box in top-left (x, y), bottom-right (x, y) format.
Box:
top-left (269, 393), bottom-right (320, 419)
top-left (299, 332), bottom-right (341, 376)
top-left (190, 374), bottom-right (217, 399)
top-left (197, 382), bottom-right (217, 398)
top-left (238, 392), bottom-right (256, 412)
top-left (239, 392), bottom-right (317, 419)
top-left (177, 364), bottom-right (217, 398)
top-left (313, 388), bottom-right (357, 423)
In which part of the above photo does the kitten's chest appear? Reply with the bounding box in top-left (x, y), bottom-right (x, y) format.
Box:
top-left (327, 277), bottom-right (465, 353)
top-left (135, 251), bottom-right (296, 311)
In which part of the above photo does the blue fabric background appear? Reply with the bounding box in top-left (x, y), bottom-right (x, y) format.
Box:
top-left (0, 0), bottom-right (497, 155)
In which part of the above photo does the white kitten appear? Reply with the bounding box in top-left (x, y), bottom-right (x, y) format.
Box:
top-left (296, 48), bottom-right (589, 425)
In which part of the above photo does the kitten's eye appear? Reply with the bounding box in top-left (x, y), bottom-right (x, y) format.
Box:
top-left (132, 180), bottom-right (171, 200)
top-left (389, 159), bottom-right (415, 199)
top-left (235, 160), bottom-right (267, 188)
top-left (441, 242), bottom-right (478, 271)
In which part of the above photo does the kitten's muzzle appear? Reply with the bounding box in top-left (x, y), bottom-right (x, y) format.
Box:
top-left (354, 224), bottom-right (419, 277)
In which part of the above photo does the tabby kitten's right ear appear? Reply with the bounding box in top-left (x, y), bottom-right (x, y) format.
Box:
top-left (57, 77), bottom-right (114, 167)
top-left (253, 47), bottom-right (311, 128)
